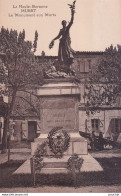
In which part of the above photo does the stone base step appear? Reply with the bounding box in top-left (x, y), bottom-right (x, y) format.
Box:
top-left (13, 154), bottom-right (103, 175)
top-left (10, 148), bottom-right (31, 153)
top-left (43, 162), bottom-right (67, 168)
top-left (40, 167), bottom-right (68, 174)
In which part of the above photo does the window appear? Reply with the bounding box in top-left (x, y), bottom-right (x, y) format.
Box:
top-left (109, 118), bottom-right (121, 134)
top-left (114, 119), bottom-right (121, 133)
top-left (28, 121), bottom-right (37, 141)
top-left (91, 119), bottom-right (100, 133)
top-left (116, 96), bottom-right (121, 106)
top-left (79, 60), bottom-right (91, 73)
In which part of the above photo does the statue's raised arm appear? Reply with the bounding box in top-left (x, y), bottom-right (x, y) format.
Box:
top-left (67, 0), bottom-right (76, 29)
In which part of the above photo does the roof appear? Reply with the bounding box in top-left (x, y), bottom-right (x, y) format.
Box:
top-left (35, 51), bottom-right (104, 59)
top-left (75, 51), bottom-right (104, 55)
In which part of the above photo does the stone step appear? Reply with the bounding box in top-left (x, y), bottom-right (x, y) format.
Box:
top-left (13, 154), bottom-right (103, 175)
top-left (43, 162), bottom-right (67, 168)
top-left (9, 148), bottom-right (31, 153)
top-left (40, 167), bottom-right (68, 174)
top-left (43, 156), bottom-right (74, 162)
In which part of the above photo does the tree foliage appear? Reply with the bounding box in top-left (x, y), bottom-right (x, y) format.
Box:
top-left (0, 27), bottom-right (42, 91)
top-left (41, 50), bottom-right (45, 57)
top-left (83, 45), bottom-right (121, 113)
top-left (0, 27), bottom-right (43, 151)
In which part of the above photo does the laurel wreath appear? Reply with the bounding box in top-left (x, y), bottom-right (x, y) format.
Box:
top-left (47, 127), bottom-right (70, 158)
top-left (33, 141), bottom-right (48, 172)
top-left (67, 154), bottom-right (84, 172)
top-left (49, 40), bottom-right (54, 49)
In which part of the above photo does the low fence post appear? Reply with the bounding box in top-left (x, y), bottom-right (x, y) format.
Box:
top-left (72, 159), bottom-right (77, 188)
top-left (30, 157), bottom-right (36, 187)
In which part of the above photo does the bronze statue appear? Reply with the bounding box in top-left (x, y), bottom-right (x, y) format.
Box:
top-left (49, 1), bottom-right (76, 71)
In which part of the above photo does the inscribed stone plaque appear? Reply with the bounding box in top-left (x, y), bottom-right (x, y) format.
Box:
top-left (41, 97), bottom-right (79, 132)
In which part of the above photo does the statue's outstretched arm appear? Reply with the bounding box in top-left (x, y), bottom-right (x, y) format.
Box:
top-left (49, 30), bottom-right (62, 49)
top-left (53, 30), bottom-right (62, 41)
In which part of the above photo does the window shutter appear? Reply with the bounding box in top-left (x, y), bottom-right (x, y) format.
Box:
top-left (79, 61), bottom-right (85, 72)
top-left (9, 120), bottom-right (14, 130)
top-left (21, 121), bottom-right (28, 139)
top-left (37, 121), bottom-right (41, 133)
top-left (99, 120), bottom-right (104, 127)
top-left (85, 61), bottom-right (89, 72)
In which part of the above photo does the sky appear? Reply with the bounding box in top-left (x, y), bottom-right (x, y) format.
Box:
top-left (0, 0), bottom-right (121, 56)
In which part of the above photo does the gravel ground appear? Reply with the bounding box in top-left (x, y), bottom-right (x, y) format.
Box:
top-left (0, 185), bottom-right (121, 193)
top-left (90, 149), bottom-right (121, 158)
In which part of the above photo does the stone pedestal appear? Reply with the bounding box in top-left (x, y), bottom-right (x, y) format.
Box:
top-left (14, 80), bottom-right (103, 176)
top-left (31, 132), bottom-right (88, 156)
top-left (31, 79), bottom-right (88, 156)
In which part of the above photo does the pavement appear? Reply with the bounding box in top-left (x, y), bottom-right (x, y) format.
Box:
top-left (0, 148), bottom-right (31, 164)
top-left (90, 149), bottom-right (121, 158)
top-left (0, 152), bottom-right (8, 164)
top-left (0, 185), bottom-right (121, 193)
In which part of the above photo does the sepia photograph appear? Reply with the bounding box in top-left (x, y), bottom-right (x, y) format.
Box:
top-left (0, 0), bottom-right (121, 194)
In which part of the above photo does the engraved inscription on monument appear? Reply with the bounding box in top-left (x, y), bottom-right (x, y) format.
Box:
top-left (41, 97), bottom-right (78, 132)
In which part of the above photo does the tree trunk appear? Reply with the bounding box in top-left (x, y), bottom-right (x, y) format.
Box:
top-left (1, 89), bottom-right (17, 153)
top-left (1, 117), bottom-right (9, 153)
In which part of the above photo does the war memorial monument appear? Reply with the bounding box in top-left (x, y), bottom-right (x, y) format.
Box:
top-left (14, 1), bottom-right (103, 181)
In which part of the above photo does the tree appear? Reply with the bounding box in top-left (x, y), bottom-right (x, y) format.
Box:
top-left (41, 51), bottom-right (45, 57)
top-left (83, 45), bottom-right (121, 115)
top-left (0, 27), bottom-right (43, 152)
